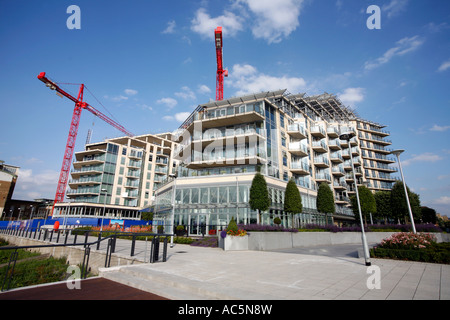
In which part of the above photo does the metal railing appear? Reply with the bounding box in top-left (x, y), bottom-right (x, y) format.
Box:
top-left (0, 227), bottom-right (172, 292)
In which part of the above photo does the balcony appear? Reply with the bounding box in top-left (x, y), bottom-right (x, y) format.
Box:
top-left (335, 195), bottom-right (349, 204)
top-left (310, 126), bottom-right (326, 138)
top-left (195, 128), bottom-right (266, 149)
top-left (312, 140), bottom-right (328, 153)
top-left (333, 181), bottom-right (348, 190)
top-left (74, 149), bottom-right (106, 162)
top-left (290, 162), bottom-right (310, 175)
top-left (314, 156), bottom-right (330, 168)
top-left (330, 152), bottom-right (344, 163)
top-left (66, 186), bottom-right (100, 197)
top-left (357, 123), bottom-right (390, 137)
top-left (70, 165), bottom-right (104, 178)
top-left (193, 103), bottom-right (265, 131)
top-left (288, 142), bottom-right (308, 157)
top-left (186, 150), bottom-right (267, 169)
top-left (315, 172), bottom-right (331, 183)
top-left (287, 124), bottom-right (307, 139)
top-left (68, 175), bottom-right (102, 188)
top-left (73, 154), bottom-right (105, 168)
top-left (328, 139), bottom-right (341, 150)
top-left (327, 127), bottom-right (340, 138)
top-left (331, 166), bottom-right (345, 177)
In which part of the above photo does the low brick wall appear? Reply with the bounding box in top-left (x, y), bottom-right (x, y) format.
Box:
top-left (247, 232), bottom-right (450, 251)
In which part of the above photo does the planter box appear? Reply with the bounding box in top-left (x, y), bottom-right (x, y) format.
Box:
top-left (219, 235), bottom-right (249, 251)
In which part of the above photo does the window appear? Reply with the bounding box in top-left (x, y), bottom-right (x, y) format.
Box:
top-left (191, 188), bottom-right (199, 204)
top-left (210, 187), bottom-right (218, 203)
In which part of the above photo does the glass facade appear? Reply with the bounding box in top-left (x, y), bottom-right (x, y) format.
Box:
top-left (153, 181), bottom-right (327, 236)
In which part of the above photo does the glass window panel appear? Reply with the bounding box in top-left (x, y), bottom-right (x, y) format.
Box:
top-left (238, 185), bottom-right (248, 203)
top-left (191, 188), bottom-right (199, 204)
top-left (182, 189), bottom-right (190, 204)
top-left (210, 187), bottom-right (218, 203)
top-left (228, 186), bottom-right (237, 203)
top-left (200, 188), bottom-right (209, 204)
top-left (219, 186), bottom-right (227, 203)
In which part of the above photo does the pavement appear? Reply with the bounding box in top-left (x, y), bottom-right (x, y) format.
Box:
top-left (99, 238), bottom-right (450, 300)
top-left (1, 233), bottom-right (449, 300)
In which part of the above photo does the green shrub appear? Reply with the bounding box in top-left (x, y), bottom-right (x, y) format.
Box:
top-left (227, 217), bottom-right (238, 232)
top-left (173, 236), bottom-right (194, 244)
top-left (273, 217), bottom-right (281, 225)
top-left (371, 242), bottom-right (450, 264)
top-left (0, 256), bottom-right (69, 290)
top-left (0, 248), bottom-right (40, 264)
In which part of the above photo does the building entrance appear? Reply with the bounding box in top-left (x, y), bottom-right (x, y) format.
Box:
top-left (188, 214), bottom-right (207, 236)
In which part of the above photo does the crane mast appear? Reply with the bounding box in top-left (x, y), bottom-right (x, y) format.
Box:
top-left (37, 72), bottom-right (133, 212)
top-left (215, 27), bottom-right (228, 101)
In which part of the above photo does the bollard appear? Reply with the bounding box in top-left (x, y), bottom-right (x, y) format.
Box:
top-left (96, 232), bottom-right (101, 250)
top-left (163, 237), bottom-right (168, 262)
top-left (153, 237), bottom-right (160, 262)
top-left (130, 235), bottom-right (136, 257)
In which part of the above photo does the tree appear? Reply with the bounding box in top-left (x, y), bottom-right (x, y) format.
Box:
top-left (421, 206), bottom-right (437, 224)
top-left (391, 181), bottom-right (421, 224)
top-left (284, 179), bottom-right (302, 227)
top-left (249, 172), bottom-right (270, 224)
top-left (409, 191), bottom-right (422, 222)
top-left (350, 185), bottom-right (376, 226)
top-left (374, 191), bottom-right (392, 223)
top-left (316, 183), bottom-right (335, 215)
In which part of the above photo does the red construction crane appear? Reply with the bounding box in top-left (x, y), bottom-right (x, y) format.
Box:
top-left (215, 26), bottom-right (228, 101)
top-left (37, 72), bottom-right (133, 212)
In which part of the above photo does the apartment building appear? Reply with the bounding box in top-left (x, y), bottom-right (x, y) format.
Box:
top-left (0, 161), bottom-right (19, 219)
top-left (53, 133), bottom-right (178, 220)
top-left (153, 90), bottom-right (397, 235)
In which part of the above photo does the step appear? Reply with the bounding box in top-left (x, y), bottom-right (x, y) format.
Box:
top-left (99, 264), bottom-right (275, 300)
top-left (100, 270), bottom-right (208, 300)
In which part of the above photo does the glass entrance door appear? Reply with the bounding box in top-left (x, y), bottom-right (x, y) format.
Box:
top-left (189, 214), bottom-right (207, 236)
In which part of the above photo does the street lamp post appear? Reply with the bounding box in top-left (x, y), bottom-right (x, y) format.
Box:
top-left (390, 149), bottom-right (416, 234)
top-left (340, 132), bottom-right (371, 266)
top-left (100, 188), bottom-right (108, 232)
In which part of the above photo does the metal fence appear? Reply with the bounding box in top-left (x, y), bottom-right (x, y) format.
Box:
top-left (0, 227), bottom-right (172, 292)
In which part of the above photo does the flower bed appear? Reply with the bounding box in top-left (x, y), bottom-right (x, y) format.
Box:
top-left (370, 232), bottom-right (450, 264)
top-left (238, 224), bottom-right (298, 233)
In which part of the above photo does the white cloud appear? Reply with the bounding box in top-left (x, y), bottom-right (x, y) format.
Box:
top-left (175, 86), bottom-right (196, 100)
top-left (162, 20), bottom-right (176, 34)
top-left (438, 59), bottom-right (450, 72)
top-left (364, 35), bottom-right (424, 71)
top-left (430, 124), bottom-right (450, 132)
top-left (239, 0), bottom-right (304, 44)
top-left (228, 63), bottom-right (307, 96)
top-left (191, 8), bottom-right (243, 40)
top-left (156, 97), bottom-right (178, 109)
top-left (433, 196), bottom-right (450, 205)
top-left (402, 152), bottom-right (443, 166)
top-left (110, 95), bottom-right (128, 102)
top-left (124, 89), bottom-right (138, 96)
top-left (14, 168), bottom-right (59, 200)
top-left (338, 88), bottom-right (365, 106)
top-left (163, 112), bottom-right (191, 122)
top-left (382, 0), bottom-right (409, 18)
top-left (198, 84), bottom-right (212, 95)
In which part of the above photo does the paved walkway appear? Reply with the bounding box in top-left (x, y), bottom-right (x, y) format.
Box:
top-left (1, 233), bottom-right (449, 300)
top-left (100, 239), bottom-right (450, 300)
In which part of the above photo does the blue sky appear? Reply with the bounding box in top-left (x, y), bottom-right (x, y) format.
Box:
top-left (1, 0), bottom-right (449, 217)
